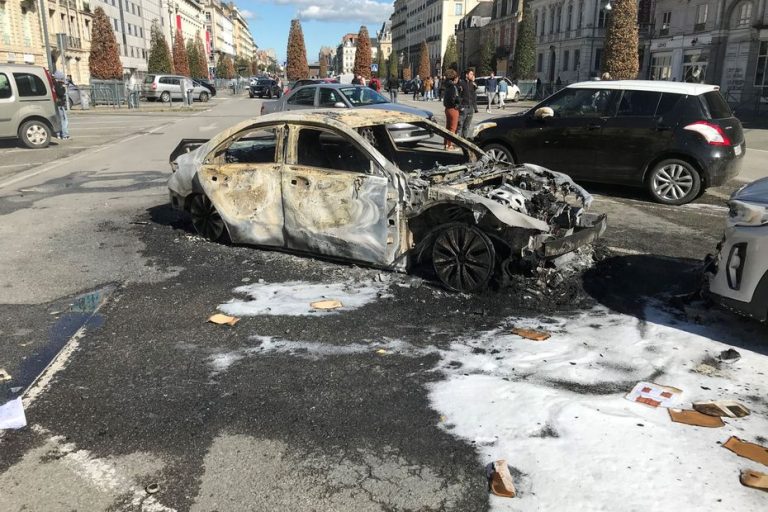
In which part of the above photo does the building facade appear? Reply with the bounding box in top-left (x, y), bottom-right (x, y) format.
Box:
top-left (336, 33), bottom-right (357, 74)
top-left (205, 0), bottom-right (233, 77)
top-left (377, 20), bottom-right (393, 64)
top-left (651, 0), bottom-right (768, 105)
top-left (484, 0), bottom-right (520, 75)
top-left (456, 0), bottom-right (494, 71)
top-left (392, 0), bottom-right (483, 77)
top-left (227, 4), bottom-right (255, 62)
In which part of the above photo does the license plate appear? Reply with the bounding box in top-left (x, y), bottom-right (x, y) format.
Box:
top-left (734, 144), bottom-right (742, 156)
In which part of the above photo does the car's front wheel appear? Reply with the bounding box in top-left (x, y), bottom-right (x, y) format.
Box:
top-left (513, 91), bottom-right (520, 102)
top-left (483, 143), bottom-right (515, 165)
top-left (160, 91), bottom-right (171, 102)
top-left (18, 119), bottom-right (51, 148)
top-left (199, 91), bottom-right (209, 102)
top-left (432, 223), bottom-right (495, 292)
top-left (647, 159), bottom-right (701, 205)
top-left (189, 194), bottom-right (228, 242)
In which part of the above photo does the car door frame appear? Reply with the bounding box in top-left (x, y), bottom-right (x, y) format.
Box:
top-left (0, 70), bottom-right (17, 138)
top-left (197, 123), bottom-right (288, 246)
top-left (281, 122), bottom-right (403, 267)
top-left (285, 86), bottom-right (317, 111)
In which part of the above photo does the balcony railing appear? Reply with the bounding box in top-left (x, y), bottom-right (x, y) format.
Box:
top-left (67, 36), bottom-right (81, 49)
top-left (58, 0), bottom-right (77, 9)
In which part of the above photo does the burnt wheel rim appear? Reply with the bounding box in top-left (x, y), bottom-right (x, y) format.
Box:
top-left (190, 195), bottom-right (225, 241)
top-left (653, 164), bottom-right (694, 201)
top-left (487, 147), bottom-right (512, 164)
top-left (432, 225), bottom-right (495, 292)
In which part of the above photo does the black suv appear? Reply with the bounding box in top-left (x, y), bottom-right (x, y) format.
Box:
top-left (249, 79), bottom-right (282, 99)
top-left (473, 81), bottom-right (745, 205)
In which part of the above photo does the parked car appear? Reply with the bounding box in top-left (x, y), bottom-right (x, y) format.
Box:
top-left (401, 79), bottom-right (420, 93)
top-left (475, 76), bottom-right (522, 103)
top-left (249, 78), bottom-right (282, 99)
top-left (168, 110), bottom-right (606, 292)
top-left (141, 74), bottom-right (211, 102)
top-left (473, 80), bottom-right (745, 205)
top-left (66, 81), bottom-right (81, 108)
top-left (260, 83), bottom-right (434, 143)
top-left (0, 64), bottom-right (61, 148)
top-left (194, 79), bottom-right (216, 97)
top-left (705, 178), bottom-right (768, 321)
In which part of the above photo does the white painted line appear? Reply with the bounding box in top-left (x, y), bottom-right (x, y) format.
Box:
top-left (606, 246), bottom-right (647, 256)
top-left (705, 189), bottom-right (731, 200)
top-left (23, 329), bottom-right (87, 405)
top-left (747, 147), bottom-right (768, 153)
top-left (0, 162), bottom-right (42, 169)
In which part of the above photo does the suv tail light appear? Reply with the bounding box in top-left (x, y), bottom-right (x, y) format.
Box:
top-left (151, 82), bottom-right (157, 90)
top-left (44, 68), bottom-right (57, 104)
top-left (683, 121), bottom-right (732, 146)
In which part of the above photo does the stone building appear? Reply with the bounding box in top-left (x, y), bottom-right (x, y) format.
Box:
top-left (456, 0), bottom-right (494, 71)
top-left (377, 20), bottom-right (393, 64)
top-left (0, 0), bottom-right (47, 67)
top-left (484, 0), bottom-right (520, 75)
top-left (205, 0), bottom-right (234, 76)
top-left (227, 4), bottom-right (255, 62)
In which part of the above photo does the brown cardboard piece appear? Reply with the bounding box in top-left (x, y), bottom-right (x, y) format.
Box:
top-left (740, 469), bottom-right (768, 491)
top-left (723, 436), bottom-right (768, 466)
top-left (668, 408), bottom-right (724, 428)
top-left (310, 299), bottom-right (343, 310)
top-left (489, 460), bottom-right (517, 498)
top-left (692, 400), bottom-right (750, 418)
top-left (510, 328), bottom-right (551, 341)
top-left (207, 313), bottom-right (240, 326)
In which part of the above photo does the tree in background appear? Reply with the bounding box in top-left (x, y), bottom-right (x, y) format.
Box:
top-left (186, 38), bottom-right (200, 78)
top-left (442, 35), bottom-right (458, 74)
top-left (286, 19), bottom-right (309, 80)
top-left (148, 21), bottom-right (173, 74)
top-left (194, 33), bottom-right (208, 79)
top-left (376, 49), bottom-right (386, 78)
top-left (353, 26), bottom-right (372, 80)
top-left (234, 56), bottom-right (250, 76)
top-left (172, 30), bottom-right (190, 77)
top-left (251, 61), bottom-right (259, 75)
top-left (319, 58), bottom-right (328, 78)
top-left (403, 66), bottom-right (412, 81)
top-left (216, 54), bottom-right (235, 79)
top-left (512, 5), bottom-right (535, 79)
top-left (388, 54), bottom-right (398, 79)
top-left (417, 41), bottom-right (430, 78)
top-left (602, 0), bottom-right (638, 79)
top-left (477, 37), bottom-right (495, 76)
top-left (88, 7), bottom-right (123, 79)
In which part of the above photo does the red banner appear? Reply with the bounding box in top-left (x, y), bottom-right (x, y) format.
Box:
top-left (176, 14), bottom-right (181, 32)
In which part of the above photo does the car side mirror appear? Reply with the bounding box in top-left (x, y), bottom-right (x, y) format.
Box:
top-left (333, 102), bottom-right (346, 108)
top-left (534, 107), bottom-right (554, 120)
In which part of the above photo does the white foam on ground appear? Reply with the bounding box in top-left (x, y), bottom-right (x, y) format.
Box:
top-left (218, 280), bottom-right (387, 317)
top-left (429, 305), bottom-right (768, 511)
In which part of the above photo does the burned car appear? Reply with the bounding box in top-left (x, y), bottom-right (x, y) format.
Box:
top-left (168, 110), bottom-right (607, 292)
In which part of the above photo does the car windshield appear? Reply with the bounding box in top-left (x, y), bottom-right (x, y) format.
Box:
top-left (257, 80), bottom-right (272, 85)
top-left (340, 87), bottom-right (389, 106)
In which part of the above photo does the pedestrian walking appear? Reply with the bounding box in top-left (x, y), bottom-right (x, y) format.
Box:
top-left (535, 77), bottom-right (542, 99)
top-left (412, 75), bottom-right (422, 100)
top-left (387, 75), bottom-right (399, 103)
top-left (424, 76), bottom-right (433, 101)
top-left (498, 78), bottom-right (508, 110)
top-left (458, 69), bottom-right (478, 139)
top-left (432, 76), bottom-right (440, 100)
top-left (486, 72), bottom-right (498, 112)
top-left (438, 76), bottom-right (446, 101)
top-left (53, 71), bottom-right (69, 140)
top-left (442, 70), bottom-right (461, 150)
top-left (352, 74), bottom-right (363, 85)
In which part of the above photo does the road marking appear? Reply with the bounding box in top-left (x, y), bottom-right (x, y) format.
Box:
top-left (705, 189), bottom-right (732, 200)
top-left (747, 147), bottom-right (768, 153)
top-left (606, 246), bottom-right (647, 256)
top-left (0, 162), bottom-right (43, 169)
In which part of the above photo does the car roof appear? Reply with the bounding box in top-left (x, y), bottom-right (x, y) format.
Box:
top-left (297, 83), bottom-right (370, 90)
top-left (0, 64), bottom-right (48, 73)
top-left (567, 80), bottom-right (718, 95)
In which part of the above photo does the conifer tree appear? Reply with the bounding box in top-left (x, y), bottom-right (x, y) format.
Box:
top-left (173, 30), bottom-right (190, 77)
top-left (602, 0), bottom-right (638, 79)
top-left (89, 7), bottom-right (123, 79)
top-left (442, 35), bottom-right (458, 74)
top-left (319, 58), bottom-right (328, 78)
top-left (477, 37), bottom-right (495, 76)
top-left (186, 39), bottom-right (200, 78)
top-left (193, 33), bottom-right (208, 79)
top-left (148, 21), bottom-right (173, 74)
top-left (353, 26), bottom-right (372, 79)
top-left (417, 41), bottom-right (430, 78)
top-left (225, 55), bottom-right (235, 79)
top-left (512, 4), bottom-right (536, 79)
top-left (388, 54), bottom-right (398, 79)
top-left (286, 19), bottom-right (309, 80)
top-left (376, 49), bottom-right (386, 78)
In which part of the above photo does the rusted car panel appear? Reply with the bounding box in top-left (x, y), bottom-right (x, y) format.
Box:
top-left (168, 110), bottom-right (607, 291)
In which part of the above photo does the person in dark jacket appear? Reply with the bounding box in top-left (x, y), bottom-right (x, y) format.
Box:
top-left (53, 71), bottom-right (69, 139)
top-left (442, 69), bottom-right (461, 149)
top-left (387, 76), bottom-right (400, 103)
top-left (457, 68), bottom-right (477, 139)
top-left (485, 72), bottom-right (498, 112)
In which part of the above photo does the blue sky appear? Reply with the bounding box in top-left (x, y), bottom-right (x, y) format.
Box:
top-left (239, 0), bottom-right (393, 64)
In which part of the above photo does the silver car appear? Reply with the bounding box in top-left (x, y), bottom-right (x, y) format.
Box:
top-left (0, 64), bottom-right (61, 148)
top-left (141, 74), bottom-right (211, 102)
top-left (261, 83), bottom-right (434, 143)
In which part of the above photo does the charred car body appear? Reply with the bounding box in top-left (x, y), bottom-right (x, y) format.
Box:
top-left (168, 110), bottom-right (607, 292)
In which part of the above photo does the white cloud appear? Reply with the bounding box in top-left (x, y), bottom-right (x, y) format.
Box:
top-left (239, 9), bottom-right (256, 18)
top-left (271, 0), bottom-right (393, 24)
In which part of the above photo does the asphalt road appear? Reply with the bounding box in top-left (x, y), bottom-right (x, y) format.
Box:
top-left (0, 95), bottom-right (766, 511)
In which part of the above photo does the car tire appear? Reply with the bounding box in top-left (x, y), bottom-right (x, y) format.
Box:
top-left (199, 91), bottom-right (209, 102)
top-left (483, 143), bottom-right (515, 165)
top-left (67, 96), bottom-right (74, 109)
top-left (160, 91), bottom-right (171, 103)
top-left (18, 119), bottom-right (51, 149)
top-left (513, 92), bottom-right (520, 102)
top-left (249, 93), bottom-right (254, 98)
top-left (432, 223), bottom-right (495, 292)
top-left (189, 194), bottom-right (228, 242)
top-left (268, 90), bottom-right (273, 99)
top-left (647, 159), bottom-right (701, 205)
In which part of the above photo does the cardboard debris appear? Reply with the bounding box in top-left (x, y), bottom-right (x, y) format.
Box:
top-left (487, 459), bottom-right (517, 498)
top-left (693, 400), bottom-right (750, 418)
top-left (510, 328), bottom-right (551, 341)
top-left (625, 382), bottom-right (682, 408)
top-left (723, 436), bottom-right (768, 466)
top-left (375, 349), bottom-right (388, 355)
top-left (668, 408), bottom-right (724, 428)
top-left (0, 397), bottom-right (27, 430)
top-left (207, 313), bottom-right (240, 326)
top-left (740, 469), bottom-right (768, 492)
top-left (310, 299), bottom-right (343, 310)
top-left (0, 368), bottom-right (11, 382)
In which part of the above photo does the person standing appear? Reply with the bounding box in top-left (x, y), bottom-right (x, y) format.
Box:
top-left (184, 76), bottom-right (194, 106)
top-left (486, 72), bottom-right (498, 112)
top-left (53, 71), bottom-right (69, 140)
top-left (497, 78), bottom-right (508, 110)
top-left (442, 70), bottom-right (461, 149)
top-left (352, 74), bottom-right (362, 85)
top-left (387, 75), bottom-right (399, 103)
top-left (424, 76), bottom-right (433, 101)
top-left (458, 69), bottom-right (478, 139)
top-left (535, 77), bottom-right (542, 99)
top-left (432, 76), bottom-right (439, 101)
top-left (412, 75), bottom-right (421, 100)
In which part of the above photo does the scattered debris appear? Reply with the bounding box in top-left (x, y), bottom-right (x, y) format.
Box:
top-left (692, 362), bottom-right (726, 377)
top-left (145, 483), bottom-right (160, 494)
top-left (486, 459), bottom-right (517, 498)
top-left (625, 382), bottom-right (682, 408)
top-left (207, 313), bottom-right (240, 326)
top-left (310, 299), bottom-right (343, 310)
top-left (510, 328), bottom-right (551, 341)
top-left (0, 368), bottom-right (11, 382)
top-left (692, 400), bottom-right (750, 418)
top-left (375, 349), bottom-right (388, 355)
top-left (0, 397), bottom-right (27, 430)
top-left (668, 408), bottom-right (724, 428)
top-left (718, 348), bottom-right (741, 363)
top-left (740, 469), bottom-right (768, 492)
top-left (723, 436), bottom-right (768, 466)
top-left (10, 387), bottom-right (22, 394)
top-left (129, 221), bottom-right (150, 225)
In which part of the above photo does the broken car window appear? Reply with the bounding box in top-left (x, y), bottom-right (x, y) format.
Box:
top-left (224, 128), bottom-right (278, 164)
top-left (295, 128), bottom-right (371, 173)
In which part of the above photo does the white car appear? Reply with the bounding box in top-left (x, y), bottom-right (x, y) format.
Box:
top-left (475, 76), bottom-right (521, 103)
top-left (705, 177), bottom-right (768, 321)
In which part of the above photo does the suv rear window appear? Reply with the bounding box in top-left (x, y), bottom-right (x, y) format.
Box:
top-left (143, 75), bottom-right (155, 84)
top-left (13, 73), bottom-right (47, 97)
top-left (700, 91), bottom-right (732, 119)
